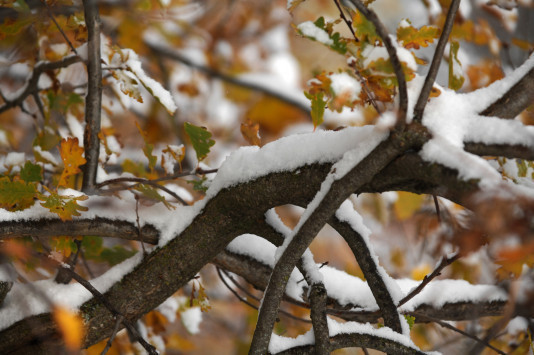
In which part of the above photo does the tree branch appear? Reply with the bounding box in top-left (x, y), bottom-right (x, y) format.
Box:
top-left (413, 0), bottom-right (461, 123)
top-left (0, 55), bottom-right (82, 115)
top-left (309, 282), bottom-right (330, 354)
top-left (480, 66), bottom-right (534, 118)
top-left (81, 0), bottom-right (103, 193)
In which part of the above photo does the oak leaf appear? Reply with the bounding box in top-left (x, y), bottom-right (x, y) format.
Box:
top-left (58, 137), bottom-right (86, 187)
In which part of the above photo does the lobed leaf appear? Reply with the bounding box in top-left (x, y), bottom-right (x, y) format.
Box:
top-left (0, 177), bottom-right (37, 211)
top-left (397, 23), bottom-right (439, 50)
top-left (58, 137), bottom-right (87, 188)
top-left (39, 190), bottom-right (89, 221)
top-left (184, 122), bottom-right (215, 162)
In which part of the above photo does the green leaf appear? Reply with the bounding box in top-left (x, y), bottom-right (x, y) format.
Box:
top-left (20, 161), bottom-right (42, 182)
top-left (448, 41), bottom-right (465, 91)
top-left (0, 177), bottom-right (37, 211)
top-left (304, 91), bottom-right (326, 128)
top-left (184, 122), bottom-right (215, 162)
top-left (187, 177), bottom-right (208, 193)
top-left (135, 184), bottom-right (175, 210)
top-left (39, 190), bottom-right (89, 221)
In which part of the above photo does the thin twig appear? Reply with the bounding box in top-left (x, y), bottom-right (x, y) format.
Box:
top-left (98, 178), bottom-right (189, 206)
top-left (95, 168), bottom-right (218, 189)
top-left (398, 253), bottom-right (460, 307)
top-left (81, 0), bottom-right (103, 193)
top-left (135, 196), bottom-right (146, 255)
top-left (433, 195), bottom-right (441, 223)
top-left (346, 0), bottom-right (408, 127)
top-left (332, 0), bottom-right (358, 41)
top-left (415, 313), bottom-right (506, 355)
top-left (101, 314), bottom-right (124, 355)
top-left (216, 267), bottom-right (311, 324)
top-left (41, 0), bottom-right (78, 54)
top-left (75, 239), bottom-right (95, 279)
top-left (38, 240), bottom-right (158, 354)
top-left (412, 0), bottom-right (461, 123)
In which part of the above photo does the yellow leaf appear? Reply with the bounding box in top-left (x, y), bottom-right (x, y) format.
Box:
top-left (393, 191), bottom-right (425, 220)
top-left (58, 137), bottom-right (86, 187)
top-left (53, 306), bottom-right (84, 350)
top-left (411, 264), bottom-right (431, 281)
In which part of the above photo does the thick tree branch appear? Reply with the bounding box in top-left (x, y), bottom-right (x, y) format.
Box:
top-left (81, 0), bottom-right (103, 193)
top-left (413, 0), bottom-right (461, 123)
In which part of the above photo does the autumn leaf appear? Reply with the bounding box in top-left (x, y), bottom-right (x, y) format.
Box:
top-left (39, 189), bottom-right (89, 221)
top-left (161, 144), bottom-right (186, 174)
top-left (184, 122), bottom-right (215, 162)
top-left (397, 23), bottom-right (439, 50)
top-left (240, 118), bottom-right (261, 146)
top-left (304, 91), bottom-right (326, 128)
top-left (58, 137), bottom-right (86, 187)
top-left (448, 41), bottom-right (465, 91)
top-left (53, 306), bottom-right (84, 350)
top-left (0, 177), bottom-right (37, 211)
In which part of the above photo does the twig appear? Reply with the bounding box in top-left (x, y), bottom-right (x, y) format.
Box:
top-left (412, 0), bottom-right (461, 123)
top-left (398, 253), bottom-right (460, 307)
top-left (216, 267), bottom-right (311, 324)
top-left (95, 168), bottom-right (218, 189)
top-left (0, 55), bottom-right (82, 114)
top-left (41, 0), bottom-right (78, 54)
top-left (97, 178), bottom-right (189, 206)
top-left (101, 314), bottom-right (124, 355)
top-left (135, 196), bottom-right (146, 255)
top-left (332, 0), bottom-right (358, 42)
top-left (346, 0), bottom-right (408, 127)
top-left (75, 239), bottom-right (95, 279)
top-left (38, 241), bottom-right (158, 354)
top-left (146, 42), bottom-right (311, 116)
top-left (81, 0), bottom-right (103, 193)
top-left (414, 313), bottom-right (506, 355)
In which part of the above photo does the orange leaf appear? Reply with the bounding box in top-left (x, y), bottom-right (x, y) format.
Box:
top-left (53, 306), bottom-right (84, 350)
top-left (58, 137), bottom-right (86, 187)
top-left (240, 118), bottom-right (261, 146)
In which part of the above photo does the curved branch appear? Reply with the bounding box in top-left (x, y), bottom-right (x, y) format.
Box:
top-left (309, 283), bottom-right (330, 354)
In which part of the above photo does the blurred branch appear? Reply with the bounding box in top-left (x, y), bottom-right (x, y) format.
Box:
top-left (81, 0), bottom-right (103, 193)
top-left (415, 313), bottom-right (506, 355)
top-left (0, 55), bottom-right (82, 115)
top-left (464, 142), bottom-right (534, 160)
top-left (413, 0), bottom-right (461, 123)
top-left (146, 42), bottom-right (311, 116)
